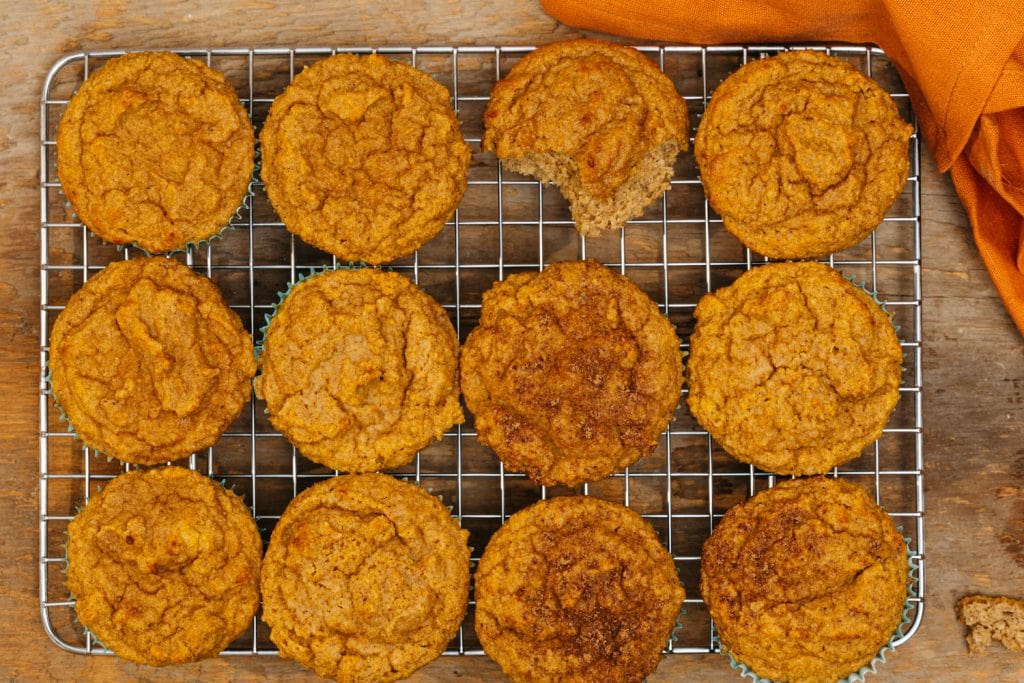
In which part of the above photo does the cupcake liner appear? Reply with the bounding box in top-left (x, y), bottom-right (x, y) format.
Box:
top-left (713, 532), bottom-right (919, 683)
top-left (843, 273), bottom-right (902, 337)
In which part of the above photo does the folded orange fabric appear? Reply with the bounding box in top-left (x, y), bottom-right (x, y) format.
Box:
top-left (541, 0), bottom-right (1024, 333)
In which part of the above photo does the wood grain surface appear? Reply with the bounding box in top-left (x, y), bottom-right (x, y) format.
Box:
top-left (1, 1), bottom-right (1023, 681)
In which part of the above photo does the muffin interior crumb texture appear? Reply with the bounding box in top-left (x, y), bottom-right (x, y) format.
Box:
top-left (48, 257), bottom-right (256, 465)
top-left (460, 259), bottom-right (683, 486)
top-left (701, 477), bottom-right (908, 683)
top-left (483, 39), bottom-right (689, 236)
top-left (66, 467), bottom-right (263, 666)
top-left (260, 474), bottom-right (470, 683)
top-left (259, 53), bottom-right (470, 264)
top-left (474, 496), bottom-right (685, 683)
top-left (255, 267), bottom-right (463, 472)
top-left (957, 595), bottom-right (1024, 653)
top-left (57, 51), bottom-right (255, 253)
top-left (686, 261), bottom-right (902, 474)
top-left (695, 50), bottom-right (913, 258)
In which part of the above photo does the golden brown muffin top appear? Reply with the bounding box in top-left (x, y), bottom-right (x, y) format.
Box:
top-left (259, 53), bottom-right (470, 264)
top-left (49, 257), bottom-right (256, 464)
top-left (260, 473), bottom-right (470, 683)
top-left (686, 262), bottom-right (902, 475)
top-left (695, 50), bottom-right (913, 258)
top-left (66, 466), bottom-right (263, 666)
top-left (483, 39), bottom-right (689, 204)
top-left (460, 259), bottom-right (682, 486)
top-left (475, 496), bottom-right (684, 683)
top-left (57, 51), bottom-right (254, 253)
top-left (255, 267), bottom-right (463, 472)
top-left (701, 477), bottom-right (908, 683)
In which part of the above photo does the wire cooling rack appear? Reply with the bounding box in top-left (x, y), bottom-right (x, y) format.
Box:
top-left (39, 44), bottom-right (924, 660)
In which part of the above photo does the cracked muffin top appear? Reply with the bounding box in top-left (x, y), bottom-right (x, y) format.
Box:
top-left (254, 267), bottom-right (463, 472)
top-left (475, 496), bottom-right (684, 683)
top-left (57, 51), bottom-right (255, 253)
top-left (460, 259), bottom-right (683, 486)
top-left (483, 39), bottom-right (689, 236)
top-left (701, 477), bottom-right (908, 682)
top-left (66, 466), bottom-right (262, 666)
top-left (48, 257), bottom-right (256, 464)
top-left (695, 50), bottom-right (913, 258)
top-left (260, 473), bottom-right (470, 682)
top-left (686, 261), bottom-right (902, 475)
top-left (260, 53), bottom-right (470, 264)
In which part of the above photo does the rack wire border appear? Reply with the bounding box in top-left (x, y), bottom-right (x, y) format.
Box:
top-left (39, 44), bottom-right (925, 660)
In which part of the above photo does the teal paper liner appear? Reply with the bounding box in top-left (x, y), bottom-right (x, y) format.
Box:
top-left (713, 532), bottom-right (920, 683)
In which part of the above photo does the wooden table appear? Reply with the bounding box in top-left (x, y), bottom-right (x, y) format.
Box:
top-left (1, 2), bottom-right (1022, 680)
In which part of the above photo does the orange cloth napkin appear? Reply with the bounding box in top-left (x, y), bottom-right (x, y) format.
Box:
top-left (541, 0), bottom-right (1024, 333)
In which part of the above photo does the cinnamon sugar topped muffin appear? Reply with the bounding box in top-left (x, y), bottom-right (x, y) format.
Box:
top-left (695, 50), bottom-right (913, 258)
top-left (701, 477), bottom-right (908, 682)
top-left (57, 51), bottom-right (254, 252)
top-left (475, 496), bottom-right (684, 683)
top-left (460, 259), bottom-right (683, 486)
top-left (260, 53), bottom-right (470, 264)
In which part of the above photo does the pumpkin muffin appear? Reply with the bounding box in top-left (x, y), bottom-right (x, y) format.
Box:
top-left (66, 466), bottom-right (262, 666)
top-left (686, 262), bottom-right (902, 475)
top-left (255, 267), bottom-right (463, 472)
top-left (483, 39), bottom-right (689, 236)
top-left (957, 595), bottom-right (1024, 653)
top-left (260, 473), bottom-right (470, 682)
top-left (460, 259), bottom-right (683, 486)
top-left (701, 477), bottom-right (908, 683)
top-left (57, 51), bottom-right (254, 253)
top-left (475, 496), bottom-right (684, 683)
top-left (695, 50), bottom-right (913, 258)
top-left (260, 53), bottom-right (470, 264)
top-left (48, 257), bottom-right (256, 464)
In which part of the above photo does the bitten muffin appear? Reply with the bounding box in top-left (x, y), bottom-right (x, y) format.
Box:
top-left (57, 51), bottom-right (255, 253)
top-left (260, 53), bottom-right (470, 264)
top-left (686, 261), bottom-right (902, 475)
top-left (460, 259), bottom-right (683, 486)
top-left (260, 474), bottom-right (470, 682)
top-left (49, 257), bottom-right (256, 464)
top-left (255, 268), bottom-right (463, 472)
top-left (695, 50), bottom-right (913, 258)
top-left (66, 466), bottom-right (263, 666)
top-left (957, 595), bottom-right (1024, 653)
top-left (701, 477), bottom-right (908, 683)
top-left (483, 39), bottom-right (689, 236)
top-left (475, 496), bottom-right (684, 683)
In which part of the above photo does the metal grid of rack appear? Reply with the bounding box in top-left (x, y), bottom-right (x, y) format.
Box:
top-left (39, 44), bottom-right (924, 659)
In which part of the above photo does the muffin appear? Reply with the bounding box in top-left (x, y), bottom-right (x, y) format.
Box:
top-left (460, 259), bottom-right (682, 486)
top-left (66, 466), bottom-right (262, 666)
top-left (475, 496), bottom-right (684, 682)
top-left (483, 39), bottom-right (689, 236)
top-left (260, 53), bottom-right (470, 264)
top-left (701, 477), bottom-right (908, 682)
top-left (260, 473), bottom-right (470, 682)
top-left (48, 257), bottom-right (256, 464)
top-left (695, 50), bottom-right (913, 258)
top-left (255, 267), bottom-right (463, 472)
top-left (686, 261), bottom-right (902, 475)
top-left (957, 595), bottom-right (1024, 653)
top-left (57, 51), bottom-right (255, 253)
